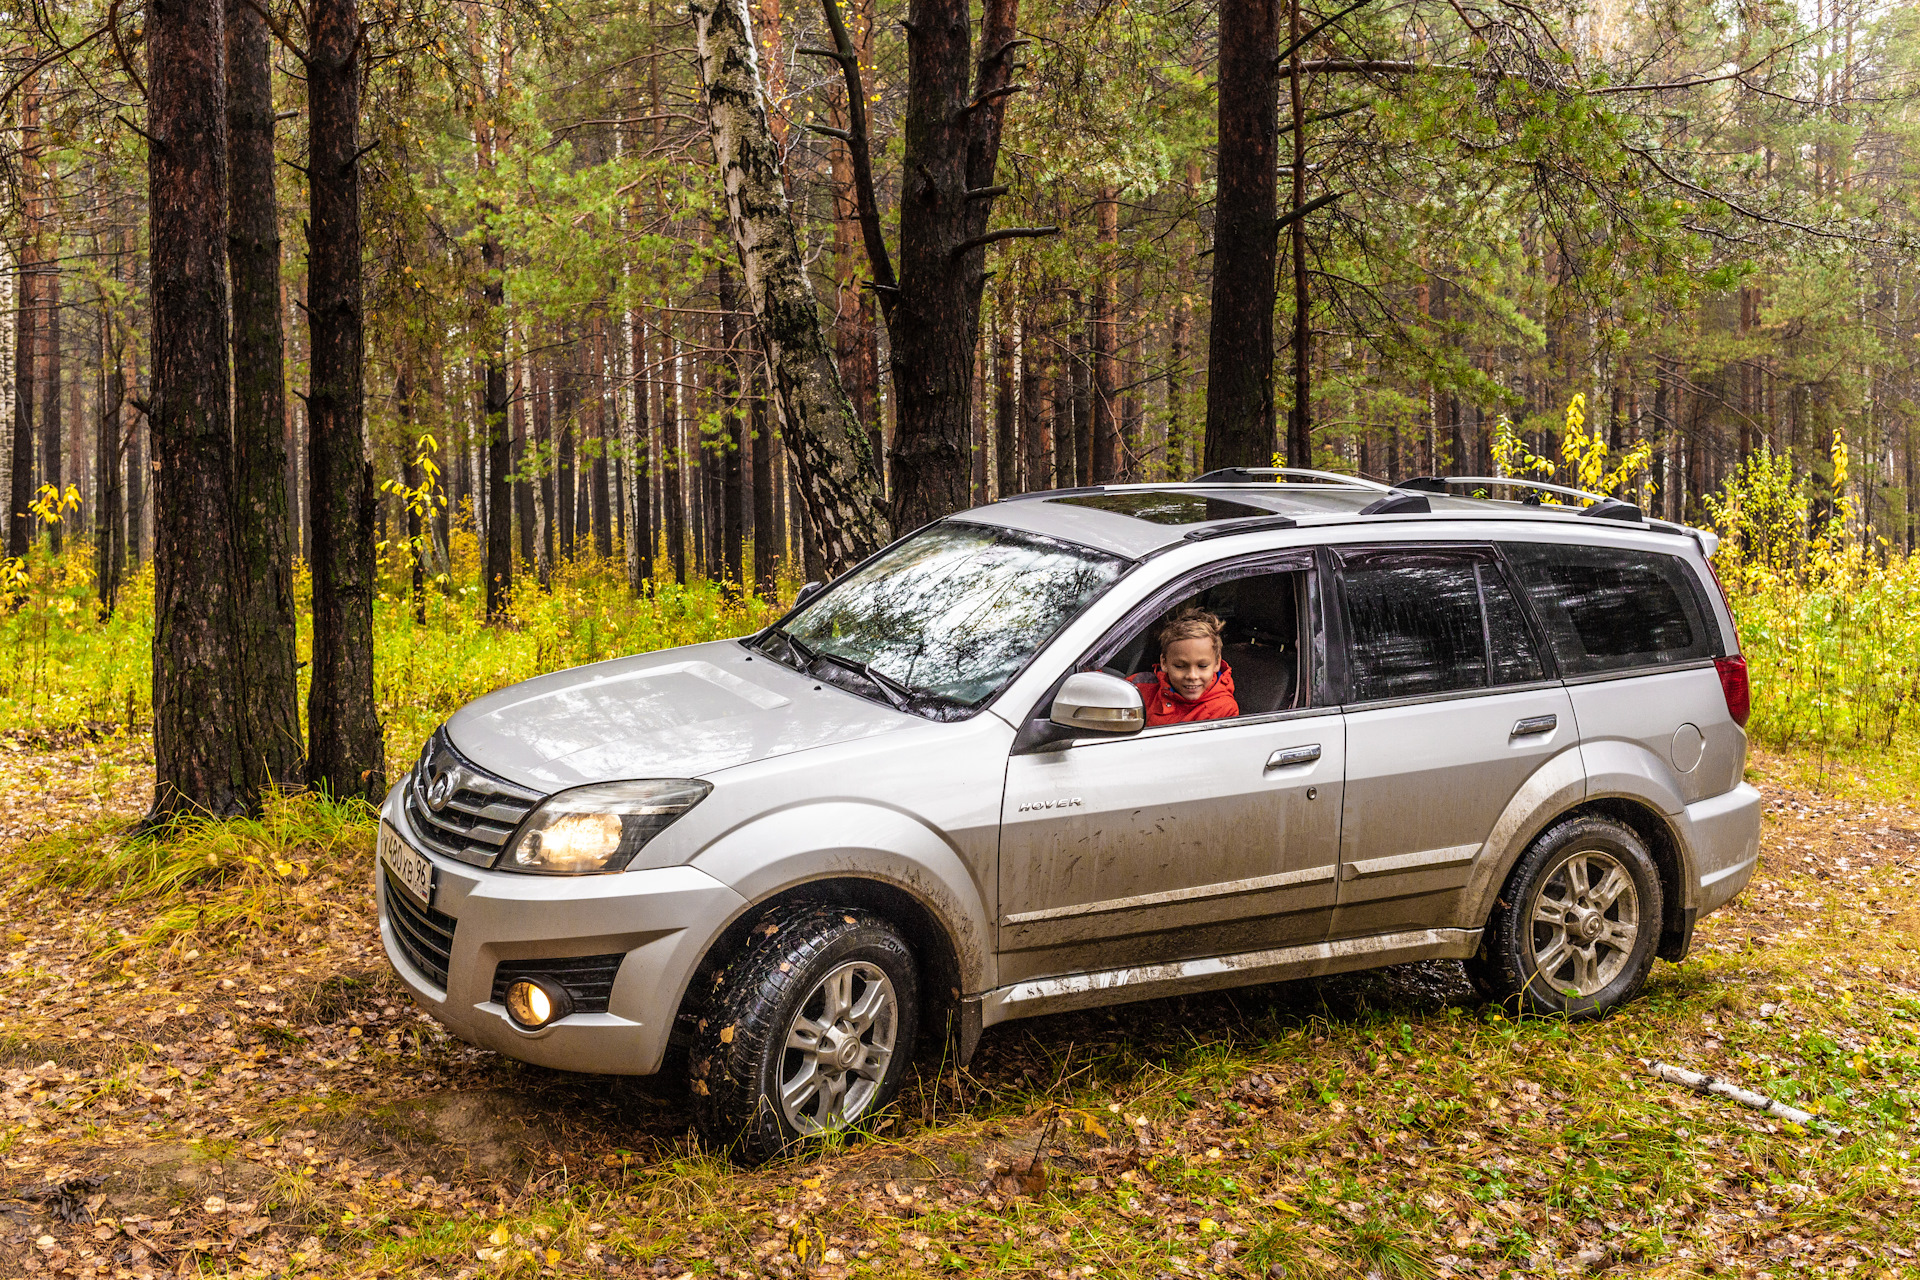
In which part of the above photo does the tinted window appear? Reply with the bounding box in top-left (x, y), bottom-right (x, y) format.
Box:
top-left (1479, 565), bottom-right (1546, 685)
top-left (762, 523), bottom-right (1127, 714)
top-left (1505, 544), bottom-right (1716, 675)
top-left (1341, 554), bottom-right (1487, 701)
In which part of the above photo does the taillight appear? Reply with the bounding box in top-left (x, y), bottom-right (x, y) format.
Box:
top-left (1715, 655), bottom-right (1750, 729)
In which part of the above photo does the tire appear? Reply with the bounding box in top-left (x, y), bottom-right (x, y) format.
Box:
top-left (1468, 815), bottom-right (1663, 1019)
top-left (688, 905), bottom-right (919, 1164)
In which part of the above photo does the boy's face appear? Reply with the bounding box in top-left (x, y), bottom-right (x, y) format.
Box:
top-left (1162, 637), bottom-right (1221, 700)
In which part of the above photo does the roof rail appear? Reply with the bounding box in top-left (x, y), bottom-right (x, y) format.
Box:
top-left (1400, 475), bottom-right (1645, 523)
top-left (1192, 467), bottom-right (1392, 492)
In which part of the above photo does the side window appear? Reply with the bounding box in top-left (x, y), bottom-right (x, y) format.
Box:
top-left (1505, 543), bottom-right (1716, 676)
top-left (1096, 566), bottom-right (1310, 717)
top-left (1478, 565), bottom-right (1546, 685)
top-left (1340, 553), bottom-right (1487, 701)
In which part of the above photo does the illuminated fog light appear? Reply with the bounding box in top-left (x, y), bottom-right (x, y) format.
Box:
top-left (505, 978), bottom-right (571, 1030)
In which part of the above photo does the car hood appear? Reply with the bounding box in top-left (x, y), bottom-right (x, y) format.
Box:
top-left (445, 638), bottom-right (919, 793)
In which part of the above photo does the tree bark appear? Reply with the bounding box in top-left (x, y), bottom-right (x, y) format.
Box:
top-left (994, 315), bottom-right (1016, 496)
top-left (1285, 0), bottom-right (1312, 467)
top-left (306, 0), bottom-right (385, 801)
top-left (41, 271), bottom-right (62, 555)
top-left (751, 350), bottom-right (775, 596)
top-left (719, 260), bottom-right (747, 593)
top-left (8, 236), bottom-right (34, 560)
top-left (691, 0), bottom-right (888, 573)
top-left (1204, 0), bottom-right (1279, 471)
top-left (97, 287), bottom-right (125, 615)
top-left (883, 0), bottom-right (1024, 530)
top-left (227, 0), bottom-right (304, 788)
top-left (148, 0), bottom-right (252, 818)
top-left (482, 249), bottom-right (511, 617)
top-left (1092, 190), bottom-right (1119, 481)
top-left (590, 316), bottom-right (613, 559)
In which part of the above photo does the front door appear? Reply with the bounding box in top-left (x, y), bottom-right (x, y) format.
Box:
top-left (995, 559), bottom-right (1342, 984)
top-left (1330, 545), bottom-right (1578, 937)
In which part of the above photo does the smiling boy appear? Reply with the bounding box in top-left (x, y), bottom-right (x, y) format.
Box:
top-left (1129, 606), bottom-right (1239, 726)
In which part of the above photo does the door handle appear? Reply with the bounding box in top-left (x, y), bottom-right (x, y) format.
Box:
top-left (1512, 714), bottom-right (1558, 737)
top-left (1267, 744), bottom-right (1322, 770)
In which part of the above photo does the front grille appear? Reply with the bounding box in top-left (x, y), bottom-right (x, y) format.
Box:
top-left (491, 953), bottom-right (627, 1015)
top-left (404, 728), bottom-right (542, 868)
top-left (384, 868), bottom-right (457, 991)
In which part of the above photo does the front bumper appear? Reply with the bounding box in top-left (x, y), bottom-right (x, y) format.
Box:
top-left (375, 783), bottom-right (746, 1075)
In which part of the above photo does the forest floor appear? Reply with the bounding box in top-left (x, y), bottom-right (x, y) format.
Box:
top-left (1, 736), bottom-right (1918, 1280)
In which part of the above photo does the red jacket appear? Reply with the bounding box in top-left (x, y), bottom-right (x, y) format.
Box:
top-left (1129, 662), bottom-right (1238, 726)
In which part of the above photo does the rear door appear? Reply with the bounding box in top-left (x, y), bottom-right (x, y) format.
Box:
top-left (1504, 543), bottom-right (1738, 802)
top-left (1331, 545), bottom-right (1577, 937)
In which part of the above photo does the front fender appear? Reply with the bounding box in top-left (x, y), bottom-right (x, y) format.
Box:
top-left (688, 800), bottom-right (995, 994)
top-left (1455, 746), bottom-right (1586, 930)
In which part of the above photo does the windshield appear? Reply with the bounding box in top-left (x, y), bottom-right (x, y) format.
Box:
top-left (757, 522), bottom-right (1129, 716)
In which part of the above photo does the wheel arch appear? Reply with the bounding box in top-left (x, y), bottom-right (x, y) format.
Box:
top-left (1565, 795), bottom-right (1694, 961)
top-left (671, 875), bottom-right (967, 1074)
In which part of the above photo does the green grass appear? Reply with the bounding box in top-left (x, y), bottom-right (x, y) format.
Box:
top-left (0, 528), bottom-right (789, 769)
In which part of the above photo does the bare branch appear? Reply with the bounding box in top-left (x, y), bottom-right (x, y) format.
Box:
top-left (950, 225), bottom-right (1059, 258)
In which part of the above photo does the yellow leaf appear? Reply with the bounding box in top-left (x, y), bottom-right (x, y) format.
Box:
top-left (1080, 1111), bottom-right (1109, 1140)
top-left (491, 1225), bottom-right (511, 1245)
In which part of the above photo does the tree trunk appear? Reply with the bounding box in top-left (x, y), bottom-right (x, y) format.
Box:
top-left (97, 295), bottom-right (124, 615)
top-left (531, 360), bottom-right (553, 587)
top-left (1092, 189), bottom-right (1119, 481)
top-left (662, 321), bottom-right (687, 583)
top-left (306, 0), bottom-right (384, 801)
top-left (41, 271), bottom-right (62, 554)
top-left (719, 260), bottom-right (747, 593)
top-left (514, 363), bottom-right (535, 568)
top-left (591, 316), bottom-right (613, 559)
top-left (751, 351), bottom-right (776, 596)
top-left (1204, 0), bottom-right (1279, 471)
top-left (691, 0), bottom-right (888, 573)
top-left (1021, 311), bottom-right (1046, 490)
top-left (227, 0), bottom-right (304, 787)
top-left (1285, 0), bottom-right (1312, 467)
top-left (8, 233), bottom-right (34, 560)
top-left (882, 0), bottom-right (1024, 530)
top-left (556, 350), bottom-right (576, 557)
top-left (148, 0), bottom-right (252, 818)
top-left (482, 249), bottom-right (511, 618)
top-left (994, 317), bottom-right (1017, 497)
top-left (627, 313), bottom-right (653, 591)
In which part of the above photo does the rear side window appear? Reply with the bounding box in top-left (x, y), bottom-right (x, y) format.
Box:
top-left (1339, 550), bottom-right (1488, 701)
top-left (1504, 543), bottom-right (1717, 675)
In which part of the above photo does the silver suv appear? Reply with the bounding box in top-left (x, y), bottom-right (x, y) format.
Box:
top-left (376, 471), bottom-right (1760, 1160)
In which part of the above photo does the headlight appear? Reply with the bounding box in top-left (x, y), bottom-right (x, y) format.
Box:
top-left (502, 779), bottom-right (712, 874)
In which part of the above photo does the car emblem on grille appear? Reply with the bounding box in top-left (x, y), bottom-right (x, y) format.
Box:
top-left (427, 770), bottom-right (454, 811)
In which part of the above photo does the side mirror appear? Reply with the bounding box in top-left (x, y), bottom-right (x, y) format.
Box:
top-left (1050, 671), bottom-right (1145, 734)
top-left (793, 581), bottom-right (827, 609)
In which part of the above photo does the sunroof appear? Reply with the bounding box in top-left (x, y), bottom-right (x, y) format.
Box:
top-left (1046, 491), bottom-right (1273, 525)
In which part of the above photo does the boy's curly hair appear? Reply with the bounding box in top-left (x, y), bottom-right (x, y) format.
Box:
top-left (1158, 605), bottom-right (1224, 657)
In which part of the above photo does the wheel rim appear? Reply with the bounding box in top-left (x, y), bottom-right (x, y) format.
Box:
top-left (1525, 848), bottom-right (1640, 999)
top-left (777, 960), bottom-right (898, 1134)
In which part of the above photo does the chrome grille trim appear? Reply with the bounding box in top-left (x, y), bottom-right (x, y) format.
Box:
top-left (403, 728), bottom-right (542, 868)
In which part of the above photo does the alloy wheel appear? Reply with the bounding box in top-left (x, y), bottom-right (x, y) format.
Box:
top-left (777, 960), bottom-right (898, 1133)
top-left (1525, 848), bottom-right (1641, 998)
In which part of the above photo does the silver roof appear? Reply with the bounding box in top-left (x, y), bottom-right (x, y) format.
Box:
top-left (950, 482), bottom-right (1704, 560)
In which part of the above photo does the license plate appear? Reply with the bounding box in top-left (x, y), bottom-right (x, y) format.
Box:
top-left (379, 821), bottom-right (434, 908)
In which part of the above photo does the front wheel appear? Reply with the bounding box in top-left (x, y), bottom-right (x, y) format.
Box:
top-left (689, 906), bottom-right (918, 1164)
top-left (1468, 815), bottom-right (1663, 1019)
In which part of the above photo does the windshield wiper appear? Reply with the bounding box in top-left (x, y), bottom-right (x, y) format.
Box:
top-left (760, 625), bottom-right (816, 672)
top-left (811, 650), bottom-right (915, 710)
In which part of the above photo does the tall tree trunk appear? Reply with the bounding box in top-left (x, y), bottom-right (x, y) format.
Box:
top-left (227, 0), bottom-right (303, 787)
top-left (514, 360), bottom-right (535, 568)
top-left (41, 271), bottom-right (62, 554)
top-left (1092, 189), bottom-right (1119, 481)
top-left (691, 0), bottom-right (887, 573)
top-left (719, 261), bottom-right (747, 593)
top-left (556, 350), bottom-right (576, 557)
top-left (1284, 0), bottom-right (1312, 467)
top-left (124, 340), bottom-right (144, 565)
top-left (1071, 292), bottom-right (1092, 484)
top-left (662, 321), bottom-right (687, 583)
top-left (399, 365), bottom-right (426, 624)
top-left (1204, 0), bottom-right (1278, 471)
top-left (751, 354), bottom-right (776, 596)
top-left (306, 0), bottom-right (384, 801)
top-left (882, 0), bottom-right (1025, 530)
top-left (482, 254), bottom-right (511, 616)
top-left (994, 316), bottom-right (1017, 497)
top-left (97, 296), bottom-right (124, 615)
top-left (1021, 311), bottom-right (1046, 490)
top-left (531, 359), bottom-right (553, 587)
top-left (627, 314), bottom-right (654, 591)
top-left (8, 234), bottom-right (34, 560)
top-left (148, 0), bottom-right (252, 818)
top-left (589, 316), bottom-right (612, 559)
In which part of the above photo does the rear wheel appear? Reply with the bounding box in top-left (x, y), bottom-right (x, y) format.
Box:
top-left (688, 906), bottom-right (918, 1163)
top-left (1468, 815), bottom-right (1662, 1018)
